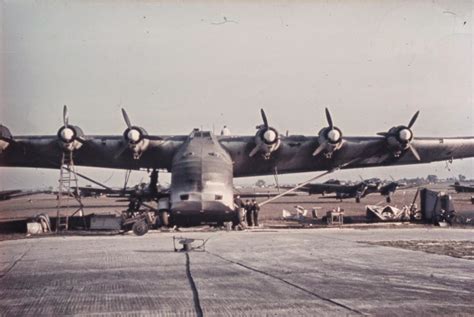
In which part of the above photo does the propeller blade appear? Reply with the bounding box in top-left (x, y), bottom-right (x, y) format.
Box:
top-left (325, 108), bottom-right (333, 129)
top-left (249, 144), bottom-right (260, 157)
top-left (260, 108), bottom-right (268, 128)
top-left (377, 132), bottom-right (388, 136)
top-left (121, 108), bottom-right (132, 129)
top-left (63, 105), bottom-right (69, 128)
top-left (408, 110), bottom-right (420, 129)
top-left (312, 140), bottom-right (328, 156)
top-left (408, 143), bottom-right (421, 161)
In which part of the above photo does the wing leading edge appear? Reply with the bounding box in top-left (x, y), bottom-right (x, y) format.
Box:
top-left (220, 135), bottom-right (474, 177)
top-left (1, 132), bottom-right (474, 177)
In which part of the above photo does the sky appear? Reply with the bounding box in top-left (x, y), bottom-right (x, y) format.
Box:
top-left (0, 0), bottom-right (473, 190)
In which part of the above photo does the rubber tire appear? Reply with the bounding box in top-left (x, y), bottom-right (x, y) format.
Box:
top-left (356, 197), bottom-right (361, 203)
top-left (132, 221), bottom-right (149, 236)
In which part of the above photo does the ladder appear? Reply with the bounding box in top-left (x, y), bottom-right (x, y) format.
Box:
top-left (56, 151), bottom-right (84, 231)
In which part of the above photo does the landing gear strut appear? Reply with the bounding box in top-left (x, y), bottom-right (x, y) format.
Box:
top-left (160, 211), bottom-right (170, 227)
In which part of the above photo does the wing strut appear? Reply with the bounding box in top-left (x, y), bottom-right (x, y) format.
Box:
top-left (259, 158), bottom-right (360, 207)
top-left (63, 166), bottom-right (112, 190)
top-left (273, 166), bottom-right (280, 192)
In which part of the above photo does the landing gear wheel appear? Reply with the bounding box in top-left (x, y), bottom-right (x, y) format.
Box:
top-left (132, 221), bottom-right (149, 236)
top-left (356, 197), bottom-right (361, 203)
top-left (386, 196), bottom-right (392, 203)
top-left (160, 211), bottom-right (170, 227)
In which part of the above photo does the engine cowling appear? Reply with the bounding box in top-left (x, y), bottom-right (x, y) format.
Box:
top-left (57, 125), bottom-right (85, 152)
top-left (118, 108), bottom-right (157, 160)
top-left (378, 111), bottom-right (421, 161)
top-left (123, 125), bottom-right (150, 159)
top-left (57, 106), bottom-right (85, 152)
top-left (313, 108), bottom-right (343, 158)
top-left (0, 125), bottom-right (13, 152)
top-left (249, 109), bottom-right (281, 159)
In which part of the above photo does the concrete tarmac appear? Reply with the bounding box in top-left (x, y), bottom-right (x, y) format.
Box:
top-left (0, 228), bottom-right (473, 316)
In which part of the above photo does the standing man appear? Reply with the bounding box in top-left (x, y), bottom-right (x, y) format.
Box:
top-left (234, 195), bottom-right (245, 226)
top-left (251, 199), bottom-right (260, 227)
top-left (245, 199), bottom-right (252, 226)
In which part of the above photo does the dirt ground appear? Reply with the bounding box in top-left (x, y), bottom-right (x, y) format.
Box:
top-left (258, 183), bottom-right (474, 225)
top-left (364, 240), bottom-right (474, 260)
top-left (0, 182), bottom-right (473, 230)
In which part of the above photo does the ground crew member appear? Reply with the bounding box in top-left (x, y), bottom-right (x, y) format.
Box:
top-left (250, 199), bottom-right (260, 227)
top-left (245, 199), bottom-right (252, 226)
top-left (234, 195), bottom-right (245, 225)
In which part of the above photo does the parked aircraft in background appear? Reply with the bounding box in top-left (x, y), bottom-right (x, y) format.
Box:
top-left (450, 182), bottom-right (474, 193)
top-left (292, 178), bottom-right (405, 203)
top-left (0, 189), bottom-right (52, 201)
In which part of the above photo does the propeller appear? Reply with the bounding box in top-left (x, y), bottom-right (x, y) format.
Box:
top-left (261, 108), bottom-right (269, 128)
top-left (56, 105), bottom-right (85, 151)
top-left (378, 111), bottom-right (421, 161)
top-left (313, 108), bottom-right (343, 157)
top-left (117, 108), bottom-right (162, 160)
top-left (249, 108), bottom-right (281, 158)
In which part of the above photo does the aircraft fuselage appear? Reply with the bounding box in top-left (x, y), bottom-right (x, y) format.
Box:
top-left (169, 130), bottom-right (236, 226)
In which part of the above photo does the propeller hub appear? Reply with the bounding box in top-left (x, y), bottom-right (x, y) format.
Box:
top-left (127, 129), bottom-right (141, 143)
top-left (60, 127), bottom-right (75, 142)
top-left (263, 129), bottom-right (277, 144)
top-left (398, 128), bottom-right (412, 142)
top-left (327, 129), bottom-right (341, 143)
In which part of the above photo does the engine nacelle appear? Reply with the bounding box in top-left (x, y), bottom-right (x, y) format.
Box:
top-left (385, 125), bottom-right (413, 157)
top-left (378, 111), bottom-right (421, 161)
top-left (123, 126), bottom-right (150, 159)
top-left (251, 126), bottom-right (281, 159)
top-left (313, 126), bottom-right (343, 158)
top-left (0, 125), bottom-right (12, 152)
top-left (312, 108), bottom-right (344, 158)
top-left (249, 109), bottom-right (281, 159)
top-left (57, 125), bottom-right (84, 152)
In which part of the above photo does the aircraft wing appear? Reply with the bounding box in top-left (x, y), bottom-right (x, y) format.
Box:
top-left (287, 183), bottom-right (357, 195)
top-left (220, 136), bottom-right (474, 177)
top-left (2, 122), bottom-right (474, 178)
top-left (0, 135), bottom-right (186, 171)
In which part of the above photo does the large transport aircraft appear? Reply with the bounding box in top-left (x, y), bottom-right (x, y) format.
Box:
top-left (1, 107), bottom-right (474, 227)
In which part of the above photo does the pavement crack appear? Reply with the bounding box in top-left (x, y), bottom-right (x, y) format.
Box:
top-left (206, 251), bottom-right (365, 316)
top-left (0, 242), bottom-right (33, 279)
top-left (185, 252), bottom-right (204, 317)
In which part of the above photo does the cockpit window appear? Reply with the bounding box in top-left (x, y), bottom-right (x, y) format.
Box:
top-left (191, 131), bottom-right (211, 138)
top-left (214, 194), bottom-right (223, 201)
top-left (180, 194), bottom-right (189, 201)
